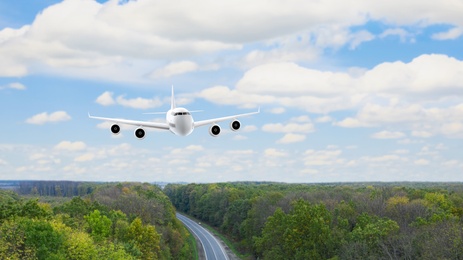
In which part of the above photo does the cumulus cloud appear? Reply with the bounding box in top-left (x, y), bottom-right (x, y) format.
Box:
top-left (0, 82), bottom-right (26, 90)
top-left (362, 154), bottom-right (407, 163)
top-left (95, 91), bottom-right (116, 106)
top-left (414, 159), bottom-right (430, 165)
top-left (303, 148), bottom-right (343, 166)
top-left (432, 27), bottom-right (463, 40)
top-left (96, 91), bottom-right (163, 109)
top-left (371, 131), bottom-right (406, 139)
top-left (264, 148), bottom-right (288, 157)
top-left (269, 107), bottom-right (286, 114)
top-left (74, 153), bottom-right (95, 162)
top-left (200, 54), bottom-right (463, 137)
top-left (116, 95), bottom-right (163, 109)
top-left (277, 133), bottom-right (306, 144)
top-left (150, 60), bottom-right (199, 78)
top-left (26, 111), bottom-right (71, 125)
top-left (262, 123), bottom-right (314, 133)
top-left (54, 141), bottom-right (87, 152)
top-left (0, 159), bottom-right (8, 166)
top-left (1, 0), bottom-right (462, 80)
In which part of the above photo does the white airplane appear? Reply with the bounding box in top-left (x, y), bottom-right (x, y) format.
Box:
top-left (89, 87), bottom-right (259, 139)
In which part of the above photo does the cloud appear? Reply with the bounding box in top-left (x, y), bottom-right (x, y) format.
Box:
top-left (315, 116), bottom-right (333, 123)
top-left (74, 153), bottom-right (95, 162)
top-left (95, 91), bottom-right (116, 106)
top-left (262, 123), bottom-right (314, 133)
top-left (197, 54), bottom-right (463, 127)
top-left (1, 0), bottom-right (462, 80)
top-left (264, 148), bottom-right (288, 157)
top-left (412, 131), bottom-right (433, 138)
top-left (269, 107), bottom-right (286, 114)
top-left (150, 60), bottom-right (199, 78)
top-left (414, 159), bottom-right (430, 165)
top-left (432, 27), bottom-right (463, 40)
top-left (303, 148), bottom-right (343, 166)
top-left (277, 133), bottom-right (306, 144)
top-left (362, 154), bottom-right (407, 163)
top-left (0, 82), bottom-right (26, 90)
top-left (371, 131), bottom-right (406, 139)
top-left (26, 111), bottom-right (71, 125)
top-left (95, 91), bottom-right (163, 109)
top-left (242, 125), bottom-right (258, 132)
top-left (0, 159), bottom-right (8, 166)
top-left (115, 95), bottom-right (163, 109)
top-left (380, 28), bottom-right (413, 42)
top-left (54, 141), bottom-right (87, 152)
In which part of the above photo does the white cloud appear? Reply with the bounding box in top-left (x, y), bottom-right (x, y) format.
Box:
top-left (1, 0), bottom-right (463, 81)
top-left (362, 154), bottom-right (407, 163)
top-left (233, 135), bottom-right (247, 140)
top-left (269, 107), bottom-right (286, 114)
top-left (26, 111), bottom-right (71, 125)
top-left (150, 60), bottom-right (199, 78)
top-left (243, 125), bottom-right (258, 132)
top-left (335, 117), bottom-right (374, 128)
top-left (394, 149), bottom-right (409, 154)
top-left (115, 95), bottom-right (163, 109)
top-left (54, 141), bottom-right (87, 152)
top-left (95, 91), bottom-right (164, 109)
top-left (315, 116), bottom-right (333, 123)
top-left (371, 130), bottom-right (406, 139)
top-left (74, 153), bottom-right (95, 162)
top-left (0, 159), bottom-right (8, 166)
top-left (277, 133), bottom-right (306, 144)
top-left (264, 148), bottom-right (288, 157)
top-left (262, 123), bottom-right (314, 133)
top-left (0, 82), bottom-right (26, 90)
top-left (95, 91), bottom-right (116, 106)
top-left (412, 131), bottom-right (433, 138)
top-left (380, 28), bottom-right (413, 42)
top-left (290, 115), bottom-right (312, 123)
top-left (304, 149), bottom-right (343, 166)
top-left (432, 27), bottom-right (463, 40)
top-left (414, 159), bottom-right (430, 165)
top-left (170, 145), bottom-right (204, 155)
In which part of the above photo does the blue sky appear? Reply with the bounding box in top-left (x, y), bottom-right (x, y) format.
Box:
top-left (1, 0), bottom-right (463, 183)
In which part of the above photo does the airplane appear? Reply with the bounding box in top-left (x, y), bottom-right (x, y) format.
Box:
top-left (88, 86), bottom-right (259, 139)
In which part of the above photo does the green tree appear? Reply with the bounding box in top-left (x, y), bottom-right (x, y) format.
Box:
top-left (128, 217), bottom-right (161, 260)
top-left (283, 200), bottom-right (334, 259)
top-left (85, 210), bottom-right (112, 242)
top-left (254, 207), bottom-right (288, 259)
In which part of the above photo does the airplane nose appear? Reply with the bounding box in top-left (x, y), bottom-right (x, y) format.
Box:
top-left (176, 116), bottom-right (193, 136)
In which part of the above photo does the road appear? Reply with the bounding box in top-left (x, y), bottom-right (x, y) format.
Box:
top-left (176, 213), bottom-right (229, 260)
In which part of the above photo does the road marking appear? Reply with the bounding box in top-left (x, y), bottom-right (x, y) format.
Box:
top-left (176, 213), bottom-right (229, 260)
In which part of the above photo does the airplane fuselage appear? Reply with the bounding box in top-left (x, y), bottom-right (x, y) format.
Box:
top-left (89, 86), bottom-right (259, 139)
top-left (166, 107), bottom-right (194, 136)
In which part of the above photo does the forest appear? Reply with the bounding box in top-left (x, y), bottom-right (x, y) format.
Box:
top-left (0, 182), bottom-right (194, 260)
top-left (165, 182), bottom-right (463, 259)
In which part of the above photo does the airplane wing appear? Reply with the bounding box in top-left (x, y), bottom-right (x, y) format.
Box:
top-left (88, 114), bottom-right (170, 130)
top-left (193, 108), bottom-right (260, 128)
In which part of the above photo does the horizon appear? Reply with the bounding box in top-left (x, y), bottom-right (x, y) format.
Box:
top-left (1, 0), bottom-right (463, 183)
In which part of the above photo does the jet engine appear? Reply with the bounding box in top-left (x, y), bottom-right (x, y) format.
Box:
top-left (209, 124), bottom-right (221, 137)
top-left (230, 120), bottom-right (241, 131)
top-left (134, 128), bottom-right (146, 139)
top-left (111, 124), bottom-right (121, 135)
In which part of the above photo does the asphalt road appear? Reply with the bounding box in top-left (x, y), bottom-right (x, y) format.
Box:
top-left (176, 213), bottom-right (229, 260)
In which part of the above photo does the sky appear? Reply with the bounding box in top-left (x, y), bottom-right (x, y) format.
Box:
top-left (1, 0), bottom-right (463, 183)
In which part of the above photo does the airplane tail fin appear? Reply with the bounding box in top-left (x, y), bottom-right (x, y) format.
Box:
top-left (171, 85), bottom-right (176, 110)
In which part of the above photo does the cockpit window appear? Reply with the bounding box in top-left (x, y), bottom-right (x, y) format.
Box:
top-left (174, 112), bottom-right (190, 116)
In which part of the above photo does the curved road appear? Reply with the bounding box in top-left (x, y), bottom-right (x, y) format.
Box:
top-left (176, 213), bottom-right (229, 260)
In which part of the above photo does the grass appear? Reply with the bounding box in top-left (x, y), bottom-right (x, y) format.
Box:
top-left (186, 228), bottom-right (199, 260)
